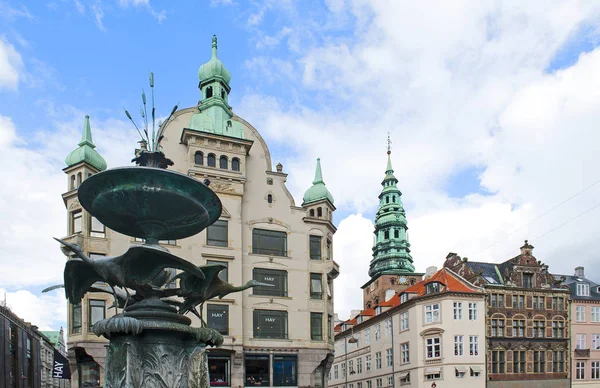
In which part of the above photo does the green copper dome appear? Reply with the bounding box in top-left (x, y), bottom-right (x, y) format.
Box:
top-left (198, 35), bottom-right (231, 84)
top-left (65, 115), bottom-right (107, 171)
top-left (303, 158), bottom-right (334, 205)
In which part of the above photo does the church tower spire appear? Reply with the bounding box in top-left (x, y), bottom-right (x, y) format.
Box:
top-left (367, 137), bottom-right (415, 278)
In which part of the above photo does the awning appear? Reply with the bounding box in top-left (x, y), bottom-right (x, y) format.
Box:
top-left (470, 366), bottom-right (483, 372)
top-left (398, 372), bottom-right (409, 379)
top-left (425, 367), bottom-right (441, 374)
top-left (455, 366), bottom-right (467, 373)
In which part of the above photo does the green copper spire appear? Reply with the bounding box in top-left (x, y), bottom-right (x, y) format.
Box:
top-left (368, 147), bottom-right (414, 278)
top-left (303, 158), bottom-right (334, 205)
top-left (198, 35), bottom-right (232, 84)
top-left (65, 115), bottom-right (107, 171)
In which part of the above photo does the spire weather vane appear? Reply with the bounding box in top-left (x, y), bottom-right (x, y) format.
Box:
top-left (387, 132), bottom-right (392, 154)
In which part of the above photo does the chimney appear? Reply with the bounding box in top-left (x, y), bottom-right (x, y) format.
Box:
top-left (574, 266), bottom-right (585, 278)
top-left (385, 289), bottom-right (395, 302)
top-left (425, 266), bottom-right (438, 280)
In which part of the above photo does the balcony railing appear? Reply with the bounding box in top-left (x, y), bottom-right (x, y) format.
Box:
top-left (574, 349), bottom-right (590, 358)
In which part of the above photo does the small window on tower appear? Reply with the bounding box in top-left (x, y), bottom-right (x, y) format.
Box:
top-left (194, 151), bottom-right (204, 165)
top-left (394, 230), bottom-right (399, 238)
top-left (219, 155), bottom-right (228, 169)
top-left (386, 196), bottom-right (389, 204)
top-left (309, 209), bottom-right (315, 217)
top-left (384, 231), bottom-right (389, 239)
top-left (232, 158), bottom-right (240, 171)
top-left (207, 154), bottom-right (216, 167)
top-left (221, 89), bottom-right (226, 99)
top-left (317, 207), bottom-right (323, 217)
top-left (267, 194), bottom-right (273, 204)
top-left (206, 86), bottom-right (213, 98)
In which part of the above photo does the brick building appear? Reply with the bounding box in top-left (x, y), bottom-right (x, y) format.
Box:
top-left (444, 241), bottom-right (571, 388)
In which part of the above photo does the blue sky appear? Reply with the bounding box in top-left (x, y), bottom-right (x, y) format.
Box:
top-left (3, 0), bottom-right (600, 327)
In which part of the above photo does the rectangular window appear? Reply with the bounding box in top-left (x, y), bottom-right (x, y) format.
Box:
top-left (533, 320), bottom-right (545, 338)
top-left (533, 351), bottom-right (545, 373)
top-left (469, 336), bottom-right (478, 356)
top-left (206, 260), bottom-right (228, 282)
top-left (385, 319), bottom-right (392, 336)
top-left (552, 297), bottom-right (564, 310)
top-left (311, 312), bottom-right (323, 341)
top-left (426, 337), bottom-right (441, 359)
top-left (71, 303), bottom-right (82, 334)
top-left (401, 343), bottom-right (409, 363)
top-left (252, 228), bottom-right (287, 256)
top-left (592, 334), bottom-right (600, 350)
top-left (455, 368), bottom-right (466, 378)
top-left (375, 323), bottom-right (381, 341)
top-left (245, 355), bottom-right (269, 386)
top-left (576, 306), bottom-right (586, 322)
top-left (454, 335), bottom-right (464, 356)
top-left (376, 378), bottom-right (383, 387)
top-left (590, 306), bottom-right (600, 322)
top-left (207, 219), bottom-right (228, 247)
top-left (400, 311), bottom-right (408, 331)
top-left (273, 355), bottom-right (297, 386)
top-left (576, 361), bottom-right (585, 380)
top-left (453, 302), bottom-right (462, 320)
top-left (71, 210), bottom-right (82, 234)
top-left (491, 319), bottom-right (505, 337)
top-left (310, 273), bottom-right (323, 299)
top-left (253, 310), bottom-right (288, 339)
top-left (208, 355), bottom-right (230, 386)
top-left (365, 355), bottom-right (371, 371)
top-left (425, 371), bottom-right (441, 380)
top-left (513, 350), bottom-right (525, 373)
top-left (365, 328), bottom-right (371, 344)
top-left (357, 383), bottom-right (362, 388)
top-left (375, 351), bottom-right (382, 369)
top-left (577, 283), bottom-right (590, 296)
top-left (328, 315), bottom-right (332, 340)
top-left (326, 239), bottom-right (332, 260)
top-left (577, 333), bottom-right (587, 349)
top-left (425, 304), bottom-right (440, 323)
top-left (88, 299), bottom-right (105, 329)
top-left (400, 372), bottom-right (410, 385)
top-left (207, 304), bottom-right (229, 335)
top-left (491, 350), bottom-right (505, 373)
top-left (553, 351), bottom-right (565, 372)
top-left (386, 348), bottom-right (393, 367)
top-left (310, 236), bottom-right (322, 260)
top-left (591, 361), bottom-right (600, 380)
top-left (90, 216), bottom-right (105, 238)
top-left (523, 273), bottom-right (533, 288)
top-left (341, 362), bottom-right (346, 377)
top-left (470, 367), bottom-right (481, 377)
top-left (513, 320), bottom-right (525, 337)
top-left (366, 381), bottom-right (372, 388)
top-left (533, 296), bottom-right (544, 309)
top-left (552, 321), bottom-right (564, 338)
top-left (334, 365), bottom-right (338, 379)
top-left (327, 277), bottom-right (332, 300)
top-left (252, 268), bottom-right (287, 297)
top-left (469, 303), bottom-right (478, 320)
top-left (159, 239), bottom-right (177, 245)
top-left (357, 357), bottom-right (363, 374)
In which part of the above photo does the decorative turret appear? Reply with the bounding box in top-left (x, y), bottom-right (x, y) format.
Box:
top-left (198, 35), bottom-right (231, 86)
top-left (367, 142), bottom-right (415, 278)
top-left (65, 115), bottom-right (107, 171)
top-left (303, 158), bottom-right (334, 206)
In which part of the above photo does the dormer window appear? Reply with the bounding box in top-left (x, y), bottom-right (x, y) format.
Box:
top-left (425, 282), bottom-right (442, 294)
top-left (375, 306), bottom-right (382, 315)
top-left (577, 283), bottom-right (590, 296)
top-left (357, 316), bottom-right (363, 324)
top-left (400, 293), bottom-right (409, 303)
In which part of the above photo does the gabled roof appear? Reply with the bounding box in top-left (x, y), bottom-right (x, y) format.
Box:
top-left (401, 268), bottom-right (481, 297)
top-left (554, 274), bottom-right (600, 301)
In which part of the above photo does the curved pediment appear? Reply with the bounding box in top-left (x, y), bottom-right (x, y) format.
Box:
top-left (420, 327), bottom-right (444, 337)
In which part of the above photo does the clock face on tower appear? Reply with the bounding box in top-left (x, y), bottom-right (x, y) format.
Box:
top-left (399, 277), bottom-right (407, 285)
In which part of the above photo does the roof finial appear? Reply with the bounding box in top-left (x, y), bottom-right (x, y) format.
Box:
top-left (212, 34), bottom-right (218, 58)
top-left (387, 132), bottom-right (392, 155)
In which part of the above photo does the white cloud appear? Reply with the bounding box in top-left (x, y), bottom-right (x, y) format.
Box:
top-left (0, 37), bottom-right (23, 90)
top-left (1, 287), bottom-right (66, 331)
top-left (74, 0), bottom-right (85, 14)
top-left (118, 0), bottom-right (166, 22)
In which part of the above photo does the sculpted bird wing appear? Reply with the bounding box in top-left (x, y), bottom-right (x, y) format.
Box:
top-left (119, 245), bottom-right (205, 285)
top-left (42, 284), bottom-right (65, 293)
top-left (64, 260), bottom-right (104, 304)
top-left (180, 264), bottom-right (226, 293)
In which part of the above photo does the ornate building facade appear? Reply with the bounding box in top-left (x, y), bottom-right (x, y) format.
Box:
top-left (444, 241), bottom-right (571, 388)
top-left (361, 150), bottom-right (423, 310)
top-left (60, 36), bottom-right (339, 387)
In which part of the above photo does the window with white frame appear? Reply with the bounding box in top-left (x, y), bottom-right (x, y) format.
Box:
top-left (453, 302), bottom-right (462, 320)
top-left (577, 334), bottom-right (587, 349)
top-left (592, 307), bottom-right (600, 322)
top-left (592, 334), bottom-right (600, 350)
top-left (375, 352), bottom-right (382, 369)
top-left (576, 306), bottom-right (586, 322)
top-left (577, 283), bottom-right (590, 296)
top-left (387, 376), bottom-right (393, 386)
top-left (470, 367), bottom-right (481, 377)
top-left (454, 335), bottom-right (464, 356)
top-left (349, 360), bottom-right (354, 374)
top-left (400, 293), bottom-right (408, 303)
top-left (358, 383), bottom-right (363, 388)
top-left (366, 381), bottom-right (372, 388)
top-left (366, 355), bottom-right (372, 371)
top-left (468, 303), bottom-right (478, 320)
top-left (455, 368), bottom-right (466, 378)
top-left (576, 361), bottom-right (585, 380)
top-left (375, 323), bottom-right (381, 341)
top-left (341, 362), bottom-right (346, 377)
top-left (533, 320), bottom-right (545, 338)
top-left (425, 304), bottom-right (440, 323)
top-left (376, 378), bottom-right (383, 388)
top-left (426, 370), bottom-right (441, 380)
top-left (365, 327), bottom-right (371, 344)
top-left (386, 348), bottom-right (393, 367)
top-left (400, 371), bottom-right (410, 385)
top-left (334, 365), bottom-right (338, 379)
top-left (357, 357), bottom-right (363, 374)
top-left (349, 384), bottom-right (354, 388)
top-left (400, 311), bottom-right (409, 331)
top-left (426, 337), bottom-right (441, 359)
top-left (401, 343), bottom-right (409, 363)
top-left (469, 336), bottom-right (479, 355)
top-left (385, 319), bottom-right (392, 336)
top-left (491, 318), bottom-right (505, 336)
top-left (592, 361), bottom-right (600, 380)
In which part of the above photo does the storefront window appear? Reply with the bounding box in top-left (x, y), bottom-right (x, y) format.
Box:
top-left (245, 355), bottom-right (269, 386)
top-left (273, 355), bottom-right (297, 386)
top-left (209, 355), bottom-right (231, 386)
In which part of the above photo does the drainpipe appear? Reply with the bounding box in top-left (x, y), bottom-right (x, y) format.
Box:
top-left (345, 336), bottom-right (348, 388)
top-left (390, 311), bottom-right (396, 388)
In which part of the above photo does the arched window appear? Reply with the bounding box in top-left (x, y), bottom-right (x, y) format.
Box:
top-left (70, 175), bottom-right (76, 190)
top-left (206, 86), bottom-right (213, 98)
top-left (384, 230), bottom-right (390, 239)
top-left (207, 154), bottom-right (216, 167)
top-left (267, 194), bottom-right (273, 204)
top-left (232, 158), bottom-right (240, 171)
top-left (309, 209), bottom-right (315, 217)
top-left (219, 155), bottom-right (228, 169)
top-left (317, 207), bottom-right (323, 217)
top-left (394, 230), bottom-right (399, 238)
top-left (76, 172), bottom-right (82, 187)
top-left (194, 151), bottom-right (204, 165)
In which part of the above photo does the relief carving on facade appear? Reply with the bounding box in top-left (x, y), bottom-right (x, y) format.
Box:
top-left (210, 181), bottom-right (236, 194)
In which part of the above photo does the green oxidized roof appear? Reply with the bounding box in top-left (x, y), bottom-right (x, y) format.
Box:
top-left (40, 331), bottom-right (61, 346)
top-left (65, 115), bottom-right (107, 171)
top-left (198, 35), bottom-right (231, 85)
top-left (303, 158), bottom-right (334, 205)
